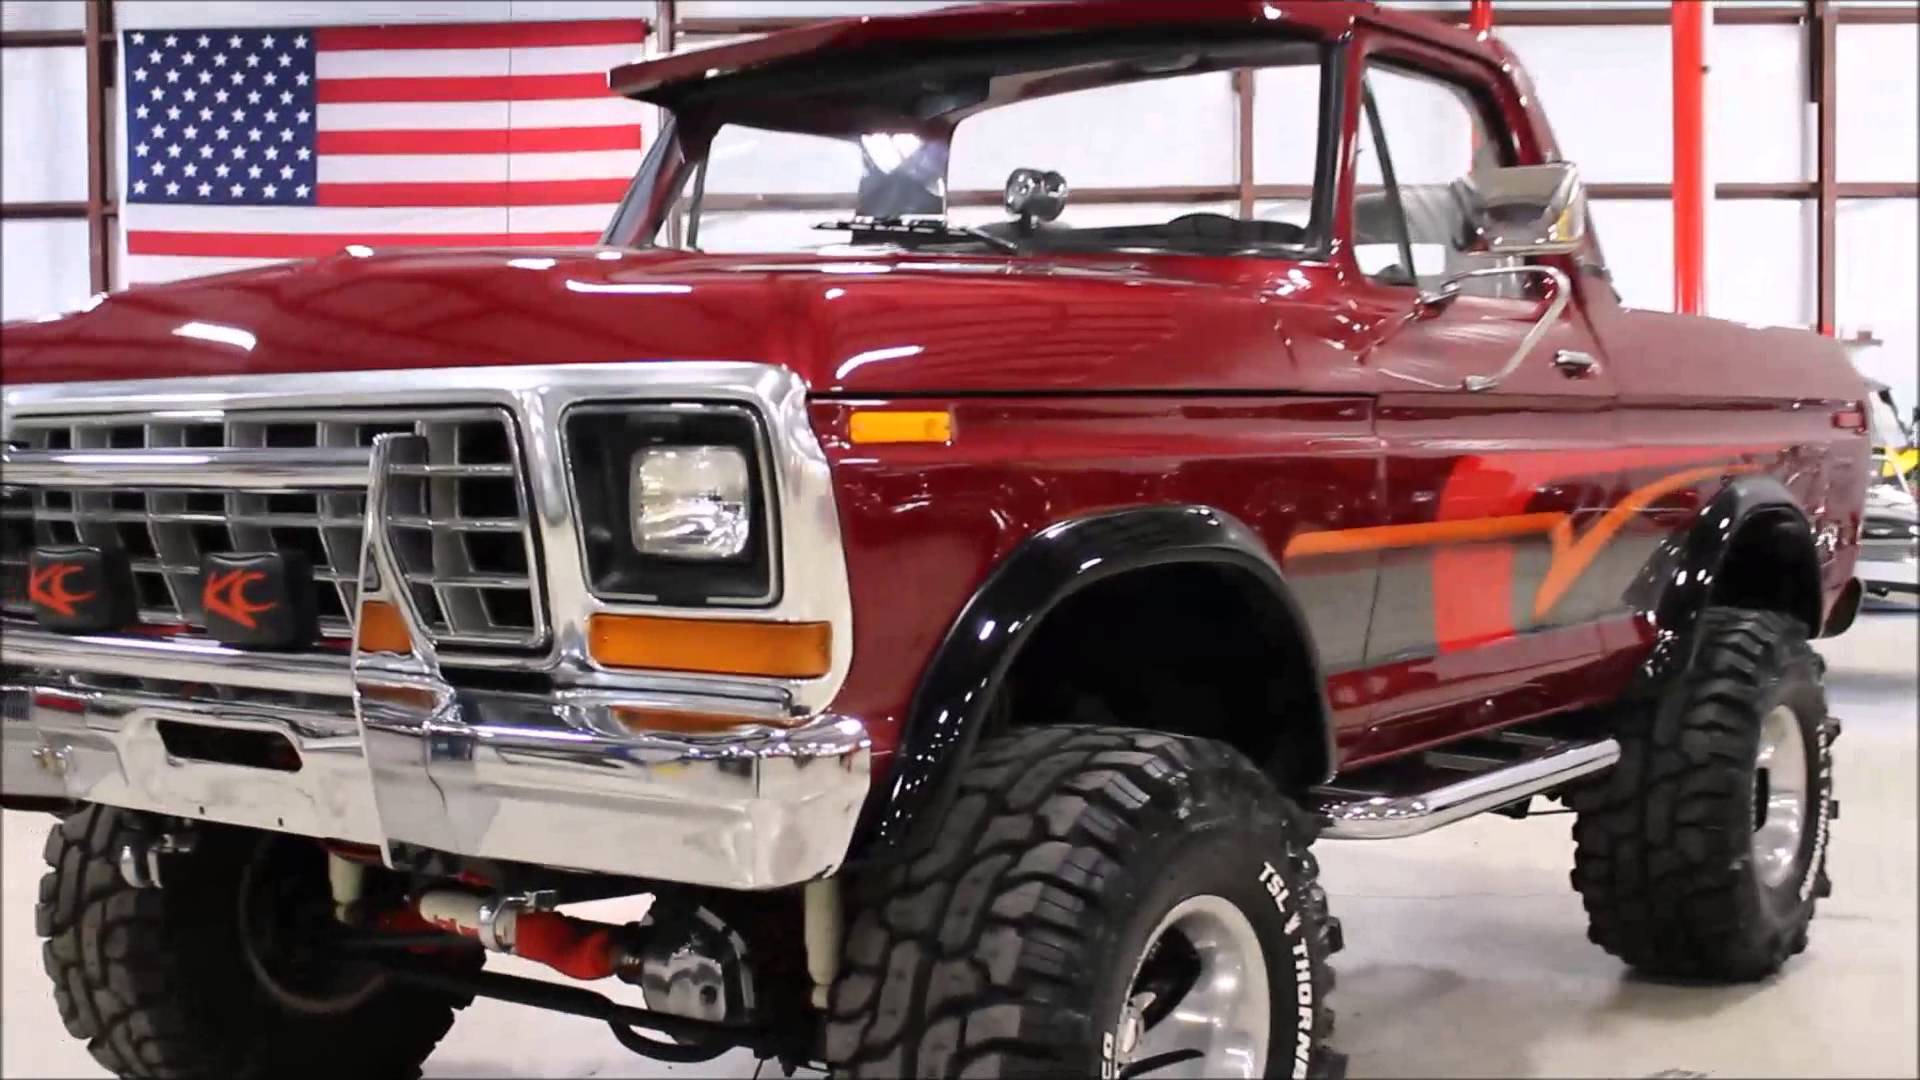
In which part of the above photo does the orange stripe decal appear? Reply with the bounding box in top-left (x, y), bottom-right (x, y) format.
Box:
top-left (1531, 463), bottom-right (1758, 619)
top-left (1283, 513), bottom-right (1562, 558)
top-left (1286, 458), bottom-right (1759, 631)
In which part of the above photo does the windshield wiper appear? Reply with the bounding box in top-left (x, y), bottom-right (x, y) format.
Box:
top-left (814, 216), bottom-right (1019, 254)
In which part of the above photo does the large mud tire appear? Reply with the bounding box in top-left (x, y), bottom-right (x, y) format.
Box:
top-left (37, 805), bottom-right (470, 1079)
top-left (1568, 607), bottom-right (1836, 981)
top-left (825, 725), bottom-right (1343, 1078)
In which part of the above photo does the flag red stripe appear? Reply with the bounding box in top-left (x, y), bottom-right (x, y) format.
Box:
top-left (128, 230), bottom-right (603, 258)
top-left (315, 125), bottom-right (644, 155)
top-left (314, 20), bottom-right (648, 51)
top-left (316, 179), bottom-right (629, 207)
top-left (315, 73), bottom-right (609, 104)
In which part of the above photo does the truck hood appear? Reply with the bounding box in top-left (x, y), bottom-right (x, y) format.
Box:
top-left (0, 246), bottom-right (1294, 395)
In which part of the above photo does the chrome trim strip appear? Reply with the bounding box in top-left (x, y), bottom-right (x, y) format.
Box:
top-left (0, 680), bottom-right (871, 888)
top-left (1, 626), bottom-right (353, 696)
top-left (3, 363), bottom-right (855, 711)
top-left (0, 446), bottom-right (374, 489)
top-left (1313, 738), bottom-right (1619, 839)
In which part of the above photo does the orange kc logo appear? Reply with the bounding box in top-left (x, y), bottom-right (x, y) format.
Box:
top-left (28, 563), bottom-right (94, 617)
top-left (202, 568), bottom-right (275, 629)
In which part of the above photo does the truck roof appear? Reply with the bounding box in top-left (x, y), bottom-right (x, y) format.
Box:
top-left (608, 0), bottom-right (1483, 106)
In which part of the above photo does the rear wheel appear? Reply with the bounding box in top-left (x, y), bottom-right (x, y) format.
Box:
top-left (37, 805), bottom-right (472, 1079)
top-left (1568, 607), bottom-right (1836, 981)
top-left (824, 725), bottom-right (1343, 1079)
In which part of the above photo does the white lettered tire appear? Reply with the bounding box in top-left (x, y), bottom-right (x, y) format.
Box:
top-left (825, 726), bottom-right (1344, 1079)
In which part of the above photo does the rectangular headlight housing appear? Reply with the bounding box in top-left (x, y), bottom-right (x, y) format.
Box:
top-left (632, 445), bottom-right (752, 560)
top-left (566, 405), bottom-right (776, 606)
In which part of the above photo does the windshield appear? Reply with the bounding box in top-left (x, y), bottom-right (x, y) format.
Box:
top-left (614, 35), bottom-right (1333, 258)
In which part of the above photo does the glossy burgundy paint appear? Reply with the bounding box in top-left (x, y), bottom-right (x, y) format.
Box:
top-left (0, 1), bottom-right (1869, 786)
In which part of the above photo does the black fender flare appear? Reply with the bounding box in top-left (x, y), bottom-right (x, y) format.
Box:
top-left (850, 504), bottom-right (1335, 863)
top-left (1630, 474), bottom-right (1823, 692)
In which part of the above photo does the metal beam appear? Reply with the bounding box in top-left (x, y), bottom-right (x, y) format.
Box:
top-left (84, 0), bottom-right (114, 294)
top-left (1236, 69), bottom-right (1257, 219)
top-left (0, 202), bottom-right (89, 219)
top-left (1813, 0), bottom-right (1839, 336)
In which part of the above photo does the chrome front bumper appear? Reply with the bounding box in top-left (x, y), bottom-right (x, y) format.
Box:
top-left (1, 363), bottom-right (869, 891)
top-left (2, 628), bottom-right (870, 889)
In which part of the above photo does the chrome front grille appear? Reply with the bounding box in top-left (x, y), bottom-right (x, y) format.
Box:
top-left (0, 408), bottom-right (543, 650)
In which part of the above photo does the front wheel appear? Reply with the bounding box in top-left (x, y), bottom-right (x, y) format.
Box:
top-left (1568, 607), bottom-right (1836, 981)
top-left (824, 726), bottom-right (1343, 1079)
top-left (37, 806), bottom-right (472, 1079)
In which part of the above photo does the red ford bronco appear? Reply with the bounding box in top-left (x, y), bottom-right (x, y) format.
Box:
top-left (0, 3), bottom-right (1871, 1077)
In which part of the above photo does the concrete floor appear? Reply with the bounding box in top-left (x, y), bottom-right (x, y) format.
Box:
top-left (4, 611), bottom-right (1914, 1078)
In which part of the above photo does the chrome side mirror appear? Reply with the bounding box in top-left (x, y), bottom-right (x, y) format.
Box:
top-left (1458, 162), bottom-right (1587, 256)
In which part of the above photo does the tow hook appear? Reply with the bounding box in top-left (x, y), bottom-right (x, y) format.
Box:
top-left (117, 832), bottom-right (194, 890)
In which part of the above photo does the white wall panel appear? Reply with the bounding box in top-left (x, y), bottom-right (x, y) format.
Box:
top-left (1, 1), bottom-right (83, 30)
top-left (1251, 64), bottom-right (1322, 185)
top-left (1708, 199), bottom-right (1814, 329)
top-left (1837, 198), bottom-right (1919, 410)
top-left (1499, 23), bottom-right (1803, 182)
top-left (1, 220), bottom-right (92, 321)
top-left (1588, 198), bottom-right (1673, 312)
top-left (1591, 199), bottom-right (1817, 329)
top-left (1837, 23), bottom-right (1920, 183)
top-left (1499, 27), bottom-right (1671, 182)
top-left (0, 47), bottom-right (89, 203)
top-left (678, 1), bottom-right (957, 16)
top-left (1705, 24), bottom-right (1810, 182)
top-left (950, 72), bottom-right (1236, 190)
top-left (118, 2), bottom-right (653, 29)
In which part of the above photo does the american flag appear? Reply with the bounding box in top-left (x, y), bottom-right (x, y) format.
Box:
top-left (122, 19), bottom-right (652, 281)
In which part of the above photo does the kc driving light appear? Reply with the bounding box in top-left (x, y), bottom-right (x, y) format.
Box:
top-left (632, 445), bottom-right (752, 559)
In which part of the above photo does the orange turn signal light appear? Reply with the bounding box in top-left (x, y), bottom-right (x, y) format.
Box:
top-left (356, 600), bottom-right (413, 655)
top-left (610, 704), bottom-right (801, 735)
top-left (589, 613), bottom-right (831, 679)
top-left (848, 409), bottom-right (953, 445)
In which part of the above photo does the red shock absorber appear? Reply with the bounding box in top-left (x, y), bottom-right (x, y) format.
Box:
top-left (408, 889), bottom-right (636, 982)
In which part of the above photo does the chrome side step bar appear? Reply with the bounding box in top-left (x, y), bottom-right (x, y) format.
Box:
top-left (1310, 731), bottom-right (1619, 839)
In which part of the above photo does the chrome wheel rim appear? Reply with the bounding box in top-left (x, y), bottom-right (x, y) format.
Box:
top-left (1752, 704), bottom-right (1810, 889)
top-left (1113, 895), bottom-right (1270, 1079)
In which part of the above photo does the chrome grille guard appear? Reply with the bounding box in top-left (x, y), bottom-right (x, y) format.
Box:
top-left (0, 363), bottom-right (867, 890)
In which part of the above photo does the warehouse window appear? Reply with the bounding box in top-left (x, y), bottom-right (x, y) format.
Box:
top-left (1353, 62), bottom-right (1520, 296)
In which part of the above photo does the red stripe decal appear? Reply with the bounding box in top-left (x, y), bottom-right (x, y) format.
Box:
top-left (315, 125), bottom-right (644, 155)
top-left (315, 73), bottom-right (610, 104)
top-left (314, 20), bottom-right (648, 51)
top-left (316, 179), bottom-right (629, 207)
top-left (127, 230), bottom-right (602, 258)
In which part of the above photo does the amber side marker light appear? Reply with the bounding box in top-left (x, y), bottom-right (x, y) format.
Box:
top-left (589, 613), bottom-right (832, 679)
top-left (848, 409), bottom-right (952, 445)
top-left (610, 704), bottom-right (802, 735)
top-left (356, 600), bottom-right (413, 655)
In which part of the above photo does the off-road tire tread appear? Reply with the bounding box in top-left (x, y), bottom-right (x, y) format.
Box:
top-left (37, 805), bottom-right (464, 1079)
top-left (824, 725), bottom-right (1341, 1078)
top-left (1567, 607), bottom-right (1831, 981)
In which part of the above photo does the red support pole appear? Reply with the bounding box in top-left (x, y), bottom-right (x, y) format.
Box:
top-left (1672, 0), bottom-right (1708, 315)
top-left (1469, 0), bottom-right (1495, 34)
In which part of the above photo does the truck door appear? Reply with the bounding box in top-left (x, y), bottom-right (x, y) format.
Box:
top-left (1336, 44), bottom-right (1623, 762)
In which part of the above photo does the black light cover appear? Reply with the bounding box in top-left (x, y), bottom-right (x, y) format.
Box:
top-left (29, 545), bottom-right (134, 633)
top-left (199, 551), bottom-right (317, 650)
top-left (565, 406), bottom-right (776, 606)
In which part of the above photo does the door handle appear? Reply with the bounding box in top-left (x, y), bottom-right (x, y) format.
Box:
top-left (1552, 349), bottom-right (1598, 376)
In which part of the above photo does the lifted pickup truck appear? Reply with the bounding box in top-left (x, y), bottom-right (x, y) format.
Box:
top-left (0, 3), bottom-right (1869, 1077)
